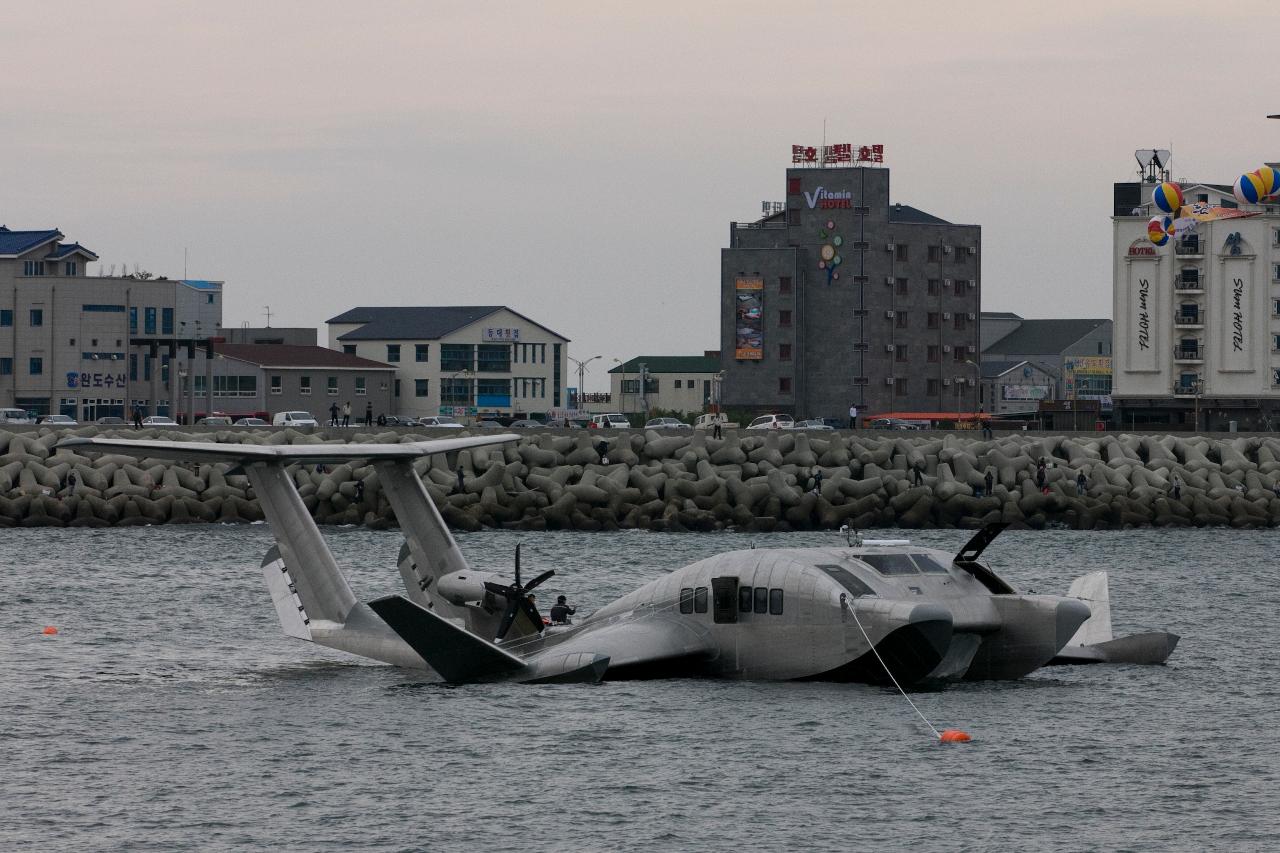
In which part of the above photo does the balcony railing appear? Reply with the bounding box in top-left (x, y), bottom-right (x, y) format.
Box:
top-left (1174, 240), bottom-right (1203, 256)
top-left (1173, 344), bottom-right (1202, 360)
top-left (1172, 380), bottom-right (1203, 397)
top-left (1174, 277), bottom-right (1203, 291)
top-left (1174, 311), bottom-right (1203, 327)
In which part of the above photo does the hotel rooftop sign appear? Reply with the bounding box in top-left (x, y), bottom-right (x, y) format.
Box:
top-left (791, 143), bottom-right (884, 167)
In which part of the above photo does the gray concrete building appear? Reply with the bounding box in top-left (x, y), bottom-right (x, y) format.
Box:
top-left (224, 326), bottom-right (317, 346)
top-left (0, 226), bottom-right (223, 420)
top-left (721, 164), bottom-right (981, 419)
top-left (607, 354), bottom-right (721, 417)
top-left (979, 314), bottom-right (1113, 416)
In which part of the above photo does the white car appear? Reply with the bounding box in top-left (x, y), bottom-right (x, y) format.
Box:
top-left (789, 418), bottom-right (834, 431)
top-left (272, 411), bottom-right (319, 427)
top-left (141, 416), bottom-right (179, 427)
top-left (746, 414), bottom-right (795, 430)
top-left (233, 417), bottom-right (269, 427)
top-left (41, 414), bottom-right (79, 426)
top-left (417, 416), bottom-right (466, 429)
top-left (0, 407), bottom-right (32, 424)
top-left (199, 416), bottom-right (234, 426)
top-left (644, 417), bottom-right (691, 430)
top-left (589, 413), bottom-right (630, 429)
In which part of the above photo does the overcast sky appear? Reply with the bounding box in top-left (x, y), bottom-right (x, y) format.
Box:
top-left (4, 1), bottom-right (1277, 389)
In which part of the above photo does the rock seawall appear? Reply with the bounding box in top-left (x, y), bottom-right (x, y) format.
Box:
top-left (4, 426), bottom-right (1280, 531)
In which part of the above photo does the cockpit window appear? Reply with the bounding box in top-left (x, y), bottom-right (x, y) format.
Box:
top-left (816, 564), bottom-right (877, 597)
top-left (859, 554), bottom-right (919, 576)
top-left (911, 554), bottom-right (952, 574)
top-left (679, 588), bottom-right (694, 614)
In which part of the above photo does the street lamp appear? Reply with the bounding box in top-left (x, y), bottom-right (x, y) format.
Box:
top-left (568, 354), bottom-right (602, 413)
top-left (447, 368), bottom-right (474, 415)
top-left (612, 358), bottom-right (627, 414)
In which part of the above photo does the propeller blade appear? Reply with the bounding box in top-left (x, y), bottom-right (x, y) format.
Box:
top-left (518, 595), bottom-right (545, 634)
top-left (514, 543), bottom-right (522, 589)
top-left (483, 581), bottom-right (513, 597)
top-left (523, 569), bottom-right (555, 592)
top-left (495, 599), bottom-right (520, 640)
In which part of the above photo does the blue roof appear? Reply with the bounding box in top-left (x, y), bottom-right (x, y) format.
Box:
top-left (328, 305), bottom-right (568, 342)
top-left (179, 279), bottom-right (222, 291)
top-left (0, 227), bottom-right (62, 257)
top-left (46, 242), bottom-right (99, 261)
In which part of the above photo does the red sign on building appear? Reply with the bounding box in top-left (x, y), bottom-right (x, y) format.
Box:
top-left (791, 143), bottom-right (884, 166)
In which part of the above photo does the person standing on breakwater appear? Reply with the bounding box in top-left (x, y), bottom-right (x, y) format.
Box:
top-left (985, 468), bottom-right (994, 497)
top-left (596, 440), bottom-right (609, 466)
top-left (455, 466), bottom-right (465, 494)
top-left (342, 401), bottom-right (351, 427)
top-left (364, 401), bottom-right (373, 427)
top-left (1036, 459), bottom-right (1047, 491)
top-left (912, 463), bottom-right (924, 487)
top-left (1172, 474), bottom-right (1183, 500)
top-left (848, 404), bottom-right (858, 430)
top-left (1076, 470), bottom-right (1087, 496)
top-left (133, 406), bottom-right (143, 430)
top-left (712, 418), bottom-right (722, 440)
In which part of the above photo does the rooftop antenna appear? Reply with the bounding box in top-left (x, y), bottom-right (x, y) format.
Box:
top-left (263, 306), bottom-right (273, 328)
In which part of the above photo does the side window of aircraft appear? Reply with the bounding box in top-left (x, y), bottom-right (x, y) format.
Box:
top-left (911, 554), bottom-right (952, 574)
top-left (769, 588), bottom-right (784, 615)
top-left (739, 585), bottom-right (753, 612)
top-left (860, 554), bottom-right (919, 576)
top-left (753, 586), bottom-right (768, 614)
top-left (693, 587), bottom-right (708, 614)
top-left (679, 588), bottom-right (695, 614)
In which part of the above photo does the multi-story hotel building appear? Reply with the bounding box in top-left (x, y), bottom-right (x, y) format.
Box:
top-left (0, 226), bottom-right (223, 420)
top-left (720, 153), bottom-right (982, 419)
top-left (1112, 177), bottom-right (1280, 430)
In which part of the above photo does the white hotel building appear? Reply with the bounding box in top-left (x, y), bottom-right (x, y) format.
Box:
top-left (1112, 179), bottom-right (1280, 430)
top-left (326, 306), bottom-right (569, 421)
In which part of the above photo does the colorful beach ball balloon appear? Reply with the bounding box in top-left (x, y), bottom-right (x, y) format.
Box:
top-left (1233, 172), bottom-right (1266, 205)
top-left (1147, 216), bottom-right (1170, 246)
top-left (1252, 166), bottom-right (1280, 200)
top-left (1151, 182), bottom-right (1183, 214)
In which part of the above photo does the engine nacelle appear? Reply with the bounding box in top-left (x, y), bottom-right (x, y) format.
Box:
top-left (435, 570), bottom-right (503, 606)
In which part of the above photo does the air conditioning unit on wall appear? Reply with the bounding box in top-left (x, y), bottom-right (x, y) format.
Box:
top-left (943, 378), bottom-right (952, 386)
top-left (943, 279), bottom-right (953, 287)
top-left (885, 344), bottom-right (895, 352)
top-left (885, 243), bottom-right (896, 251)
top-left (967, 312), bottom-right (976, 320)
top-left (885, 310), bottom-right (896, 319)
top-left (943, 245), bottom-right (953, 254)
top-left (886, 276), bottom-right (896, 285)
top-left (943, 345), bottom-right (952, 352)
top-left (967, 246), bottom-right (977, 255)
top-left (943, 312), bottom-right (952, 320)
top-left (885, 376), bottom-right (896, 386)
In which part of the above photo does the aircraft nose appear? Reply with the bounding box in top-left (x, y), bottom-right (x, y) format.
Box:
top-left (1055, 598), bottom-right (1093, 651)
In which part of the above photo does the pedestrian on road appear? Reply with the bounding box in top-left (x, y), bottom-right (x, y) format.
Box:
top-left (848, 404), bottom-right (858, 430)
top-left (133, 407), bottom-right (143, 430)
top-left (328, 402), bottom-right (340, 427)
top-left (342, 401), bottom-right (351, 427)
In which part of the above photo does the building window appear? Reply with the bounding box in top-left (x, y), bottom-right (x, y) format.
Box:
top-left (0, 358), bottom-right (11, 375)
top-left (270, 375), bottom-right (282, 395)
top-left (739, 586), bottom-right (753, 612)
top-left (779, 310), bottom-right (792, 327)
top-left (895, 244), bottom-right (908, 262)
top-left (30, 309), bottom-right (43, 327)
top-left (1274, 334), bottom-right (1280, 351)
top-left (954, 313), bottom-right (967, 330)
top-left (0, 309), bottom-right (11, 326)
top-left (779, 377), bottom-right (792, 394)
top-left (694, 587), bottom-right (708, 614)
top-left (129, 353), bottom-right (138, 381)
top-left (754, 586), bottom-right (768, 614)
top-left (415, 378), bottom-right (429, 397)
top-left (343, 345), bottom-right (356, 355)
top-left (779, 343), bottom-right (792, 361)
top-left (129, 307), bottom-right (137, 332)
top-left (415, 344), bottom-right (429, 362)
top-left (927, 378), bottom-right (939, 396)
top-left (161, 307), bottom-right (174, 335)
top-left (29, 357), bottom-right (43, 376)
top-left (355, 377), bottom-right (366, 395)
top-left (928, 278), bottom-right (939, 296)
top-left (928, 246), bottom-right (942, 262)
top-left (386, 344), bottom-right (400, 363)
top-left (395, 379), bottom-right (401, 398)
top-left (894, 377), bottom-right (907, 396)
top-left (207, 294), bottom-right (215, 304)
top-left (440, 344), bottom-right (473, 372)
top-left (954, 345), bottom-right (969, 362)
top-left (23, 260), bottom-right (45, 276)
top-left (679, 588), bottom-right (695, 614)
top-left (769, 588), bottom-right (784, 615)
top-left (144, 307), bottom-right (156, 334)
top-left (779, 276), bottom-right (792, 294)
top-left (927, 345), bottom-right (940, 363)
top-left (927, 312), bottom-right (939, 329)
top-left (1273, 299), bottom-right (1280, 317)
top-left (673, 379), bottom-right (681, 389)
top-left (300, 376), bottom-right (311, 395)
top-left (327, 376), bottom-right (339, 396)
top-left (786, 177), bottom-right (801, 195)
top-left (895, 311), bottom-right (908, 329)
top-left (82, 304), bottom-right (126, 313)
top-left (895, 277), bottom-right (908, 296)
top-left (895, 344), bottom-right (908, 363)
top-left (477, 344), bottom-right (511, 373)
top-left (441, 378), bottom-right (472, 406)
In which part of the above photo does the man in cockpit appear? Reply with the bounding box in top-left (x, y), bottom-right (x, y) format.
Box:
top-left (550, 595), bottom-right (576, 625)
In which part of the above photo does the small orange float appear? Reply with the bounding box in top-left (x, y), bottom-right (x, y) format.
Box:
top-left (939, 729), bottom-right (971, 743)
top-left (41, 625), bottom-right (59, 635)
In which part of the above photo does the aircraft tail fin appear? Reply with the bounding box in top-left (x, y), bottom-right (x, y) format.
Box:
top-left (1064, 571), bottom-right (1113, 647)
top-left (367, 594), bottom-right (527, 683)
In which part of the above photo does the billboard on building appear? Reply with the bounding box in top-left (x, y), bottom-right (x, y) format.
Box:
top-left (734, 277), bottom-right (764, 360)
top-left (1001, 384), bottom-right (1051, 401)
top-left (1063, 356), bottom-right (1113, 406)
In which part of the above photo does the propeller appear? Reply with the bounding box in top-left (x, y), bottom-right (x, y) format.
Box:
top-left (483, 544), bottom-right (555, 641)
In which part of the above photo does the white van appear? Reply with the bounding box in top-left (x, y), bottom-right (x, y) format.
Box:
top-left (272, 411), bottom-right (319, 427)
top-left (589, 413), bottom-right (630, 429)
top-left (0, 408), bottom-right (32, 424)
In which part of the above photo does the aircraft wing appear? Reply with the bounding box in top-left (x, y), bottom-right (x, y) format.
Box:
top-left (57, 433), bottom-right (519, 465)
top-left (534, 611), bottom-right (717, 678)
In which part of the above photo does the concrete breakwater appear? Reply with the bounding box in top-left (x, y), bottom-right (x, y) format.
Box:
top-left (3, 426), bottom-right (1280, 531)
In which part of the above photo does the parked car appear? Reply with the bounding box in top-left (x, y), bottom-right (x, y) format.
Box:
top-left (0, 407), bottom-right (33, 424)
top-left (272, 411), bottom-right (319, 427)
top-left (694, 413), bottom-right (739, 430)
top-left (40, 414), bottom-right (79, 426)
top-left (868, 417), bottom-right (921, 431)
top-left (789, 418), bottom-right (834, 430)
top-left (199, 416), bottom-right (234, 426)
top-left (745, 414), bottom-right (794, 430)
top-left (233, 417), bottom-right (269, 427)
top-left (589, 413), bottom-right (630, 429)
top-left (141, 416), bottom-right (179, 427)
top-left (417, 416), bottom-right (466, 429)
top-left (818, 417), bottom-right (845, 430)
top-left (475, 419), bottom-right (506, 429)
top-left (644, 417), bottom-right (691, 430)
top-left (508, 419), bottom-right (544, 428)
top-left (96, 416), bottom-right (127, 426)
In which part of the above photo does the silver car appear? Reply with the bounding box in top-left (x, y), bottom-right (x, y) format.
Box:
top-left (644, 417), bottom-right (691, 430)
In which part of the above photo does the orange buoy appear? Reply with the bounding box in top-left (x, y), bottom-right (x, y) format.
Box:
top-left (939, 729), bottom-right (971, 743)
top-left (41, 625), bottom-right (59, 635)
